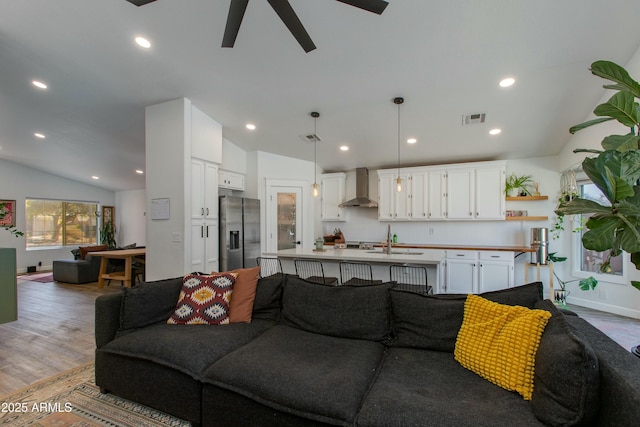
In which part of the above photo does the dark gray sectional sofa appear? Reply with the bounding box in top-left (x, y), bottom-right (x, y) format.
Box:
top-left (95, 275), bottom-right (640, 426)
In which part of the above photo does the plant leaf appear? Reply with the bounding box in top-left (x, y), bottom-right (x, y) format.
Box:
top-left (582, 215), bottom-right (621, 251)
top-left (590, 60), bottom-right (640, 99)
top-left (632, 281), bottom-right (640, 291)
top-left (570, 117), bottom-right (615, 134)
top-left (631, 252), bottom-right (640, 271)
top-left (578, 276), bottom-right (598, 291)
top-left (547, 252), bottom-right (567, 263)
top-left (593, 92), bottom-right (639, 128)
top-left (601, 133), bottom-right (640, 152)
top-left (618, 223), bottom-right (640, 253)
top-left (555, 197), bottom-right (611, 216)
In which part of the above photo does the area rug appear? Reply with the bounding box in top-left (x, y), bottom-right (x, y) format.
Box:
top-left (17, 272), bottom-right (54, 283)
top-left (0, 363), bottom-right (190, 426)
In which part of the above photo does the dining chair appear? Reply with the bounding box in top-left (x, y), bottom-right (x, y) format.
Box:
top-left (389, 264), bottom-right (432, 294)
top-left (294, 259), bottom-right (338, 285)
top-left (339, 261), bottom-right (383, 286)
top-left (256, 257), bottom-right (284, 278)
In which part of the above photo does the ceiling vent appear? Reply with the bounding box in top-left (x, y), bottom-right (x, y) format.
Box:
top-left (462, 113), bottom-right (486, 126)
top-left (299, 133), bottom-right (323, 143)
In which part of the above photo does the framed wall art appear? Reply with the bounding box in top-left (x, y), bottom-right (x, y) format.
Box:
top-left (0, 200), bottom-right (16, 227)
top-left (102, 206), bottom-right (115, 224)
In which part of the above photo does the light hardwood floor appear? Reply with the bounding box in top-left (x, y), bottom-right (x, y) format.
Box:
top-left (0, 277), bottom-right (120, 396)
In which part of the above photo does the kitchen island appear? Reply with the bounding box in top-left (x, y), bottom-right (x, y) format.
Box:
top-left (275, 247), bottom-right (445, 288)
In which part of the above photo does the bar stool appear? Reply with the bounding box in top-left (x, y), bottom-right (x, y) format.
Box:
top-left (389, 264), bottom-right (432, 294)
top-left (256, 257), bottom-right (284, 278)
top-left (339, 261), bottom-right (383, 286)
top-left (294, 259), bottom-right (338, 285)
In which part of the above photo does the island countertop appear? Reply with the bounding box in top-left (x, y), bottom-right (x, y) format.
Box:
top-left (275, 247), bottom-right (445, 265)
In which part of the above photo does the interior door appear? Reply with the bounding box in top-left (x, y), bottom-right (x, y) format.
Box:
top-left (266, 185), bottom-right (303, 252)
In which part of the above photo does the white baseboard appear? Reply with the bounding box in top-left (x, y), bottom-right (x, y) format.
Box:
top-left (567, 295), bottom-right (640, 320)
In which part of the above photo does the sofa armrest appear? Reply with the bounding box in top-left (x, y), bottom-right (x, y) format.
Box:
top-left (95, 292), bottom-right (124, 348)
top-left (118, 277), bottom-right (183, 331)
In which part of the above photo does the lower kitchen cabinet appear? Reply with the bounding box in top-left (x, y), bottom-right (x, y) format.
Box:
top-left (442, 250), bottom-right (514, 294)
top-left (191, 220), bottom-right (218, 273)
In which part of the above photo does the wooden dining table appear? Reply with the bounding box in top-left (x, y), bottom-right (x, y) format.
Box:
top-left (93, 248), bottom-right (146, 288)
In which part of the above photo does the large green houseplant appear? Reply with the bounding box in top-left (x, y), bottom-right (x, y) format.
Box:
top-left (555, 60), bottom-right (640, 292)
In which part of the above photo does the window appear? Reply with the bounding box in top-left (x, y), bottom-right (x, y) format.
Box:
top-left (573, 182), bottom-right (626, 283)
top-left (25, 199), bottom-right (98, 248)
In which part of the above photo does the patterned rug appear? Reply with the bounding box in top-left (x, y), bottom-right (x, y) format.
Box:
top-left (17, 272), bottom-right (53, 283)
top-left (0, 363), bottom-right (190, 426)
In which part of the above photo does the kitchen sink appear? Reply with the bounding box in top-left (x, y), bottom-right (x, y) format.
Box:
top-left (366, 250), bottom-right (424, 255)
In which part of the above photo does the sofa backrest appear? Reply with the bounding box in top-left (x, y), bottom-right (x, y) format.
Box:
top-left (281, 276), bottom-right (394, 342)
top-left (389, 281), bottom-right (544, 352)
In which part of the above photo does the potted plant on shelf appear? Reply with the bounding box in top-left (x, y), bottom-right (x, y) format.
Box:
top-left (505, 173), bottom-right (533, 197)
top-left (554, 60), bottom-right (640, 355)
top-left (547, 253), bottom-right (597, 305)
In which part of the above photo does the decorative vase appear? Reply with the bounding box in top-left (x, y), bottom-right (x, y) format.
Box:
top-left (554, 289), bottom-right (568, 305)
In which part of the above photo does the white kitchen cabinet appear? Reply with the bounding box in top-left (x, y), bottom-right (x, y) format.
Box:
top-left (411, 171), bottom-right (429, 219)
top-left (475, 166), bottom-right (506, 219)
top-left (321, 173), bottom-right (346, 221)
top-left (428, 169), bottom-right (447, 220)
top-left (447, 168), bottom-right (474, 219)
top-left (377, 171), bottom-right (414, 220)
top-left (218, 169), bottom-right (245, 191)
top-left (191, 104), bottom-right (222, 163)
top-left (190, 220), bottom-right (218, 273)
top-left (191, 159), bottom-right (218, 220)
top-left (478, 251), bottom-right (514, 292)
top-left (443, 251), bottom-right (477, 293)
top-left (442, 250), bottom-right (514, 293)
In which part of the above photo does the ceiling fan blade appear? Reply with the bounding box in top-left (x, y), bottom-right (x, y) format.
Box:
top-left (336, 0), bottom-right (388, 15)
top-left (125, 0), bottom-right (157, 6)
top-left (267, 0), bottom-right (316, 53)
top-left (222, 0), bottom-right (250, 48)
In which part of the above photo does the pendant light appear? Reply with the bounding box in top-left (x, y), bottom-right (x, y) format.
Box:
top-left (394, 97), bottom-right (404, 192)
top-left (311, 112), bottom-right (320, 197)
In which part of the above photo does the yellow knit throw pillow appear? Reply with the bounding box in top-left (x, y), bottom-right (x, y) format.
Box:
top-left (454, 295), bottom-right (551, 400)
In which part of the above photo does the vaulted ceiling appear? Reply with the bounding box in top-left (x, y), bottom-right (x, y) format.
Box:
top-left (1, 0), bottom-right (640, 191)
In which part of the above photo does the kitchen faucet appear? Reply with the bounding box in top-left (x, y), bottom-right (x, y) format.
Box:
top-left (385, 224), bottom-right (392, 254)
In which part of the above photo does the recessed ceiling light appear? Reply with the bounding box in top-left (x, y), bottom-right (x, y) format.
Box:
top-left (339, 145), bottom-right (349, 151)
top-left (135, 36), bottom-right (151, 49)
top-left (32, 80), bottom-right (47, 89)
top-left (489, 128), bottom-right (502, 135)
top-left (34, 133), bottom-right (45, 139)
top-left (136, 169), bottom-right (144, 174)
top-left (91, 176), bottom-right (100, 180)
top-left (407, 138), bottom-right (417, 144)
top-left (245, 123), bottom-right (256, 130)
top-left (499, 77), bottom-right (515, 88)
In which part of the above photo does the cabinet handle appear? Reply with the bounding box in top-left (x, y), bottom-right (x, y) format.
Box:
top-left (201, 208), bottom-right (204, 216)
top-left (469, 212), bottom-right (472, 216)
top-left (476, 212), bottom-right (479, 216)
top-left (206, 208), bottom-right (209, 215)
top-left (201, 226), bottom-right (204, 238)
top-left (206, 226), bottom-right (209, 238)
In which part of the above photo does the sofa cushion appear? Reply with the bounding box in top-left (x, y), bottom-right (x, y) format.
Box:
top-left (227, 266), bottom-right (260, 323)
top-left (282, 276), bottom-right (393, 341)
top-left (251, 274), bottom-right (285, 321)
top-left (454, 295), bottom-right (551, 400)
top-left (167, 272), bottom-right (237, 325)
top-left (204, 325), bottom-right (386, 426)
top-left (119, 277), bottom-right (184, 331)
top-left (357, 347), bottom-right (545, 427)
top-left (78, 244), bottom-right (107, 260)
top-left (102, 319), bottom-right (275, 380)
top-left (390, 281), bottom-right (543, 352)
top-left (531, 300), bottom-right (600, 425)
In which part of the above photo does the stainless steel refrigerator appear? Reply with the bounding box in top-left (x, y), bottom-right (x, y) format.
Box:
top-left (219, 196), bottom-right (261, 271)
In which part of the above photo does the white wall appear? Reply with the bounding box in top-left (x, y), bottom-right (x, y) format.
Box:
top-left (115, 189), bottom-right (146, 247)
top-left (0, 158), bottom-right (115, 272)
top-left (221, 138), bottom-right (247, 174)
top-left (555, 47), bottom-right (640, 319)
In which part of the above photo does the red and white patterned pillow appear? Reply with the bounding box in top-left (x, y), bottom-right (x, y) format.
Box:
top-left (167, 272), bottom-right (238, 325)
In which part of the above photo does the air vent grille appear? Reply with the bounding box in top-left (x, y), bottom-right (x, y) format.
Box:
top-left (299, 133), bottom-right (323, 143)
top-left (462, 113), bottom-right (486, 126)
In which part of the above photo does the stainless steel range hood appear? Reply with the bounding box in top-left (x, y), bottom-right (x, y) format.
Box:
top-left (339, 168), bottom-right (378, 208)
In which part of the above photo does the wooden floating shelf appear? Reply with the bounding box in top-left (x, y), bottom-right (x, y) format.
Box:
top-left (505, 196), bottom-right (549, 201)
top-left (505, 216), bottom-right (549, 221)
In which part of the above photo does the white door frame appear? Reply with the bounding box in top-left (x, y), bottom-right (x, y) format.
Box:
top-left (264, 179), bottom-right (313, 254)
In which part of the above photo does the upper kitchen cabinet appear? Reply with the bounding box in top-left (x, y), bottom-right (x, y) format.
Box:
top-left (377, 171), bottom-right (412, 220)
top-left (191, 104), bottom-right (222, 163)
top-left (218, 169), bottom-right (245, 191)
top-left (446, 168), bottom-right (474, 219)
top-left (191, 159), bottom-right (218, 220)
top-left (475, 166), bottom-right (506, 219)
top-left (321, 173), bottom-right (346, 221)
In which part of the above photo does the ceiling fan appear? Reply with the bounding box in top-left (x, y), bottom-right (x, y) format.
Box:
top-left (125, 0), bottom-right (389, 53)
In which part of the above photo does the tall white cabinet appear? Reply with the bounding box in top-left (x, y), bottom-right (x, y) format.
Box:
top-left (321, 173), bottom-right (347, 221)
top-left (145, 98), bottom-right (222, 280)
